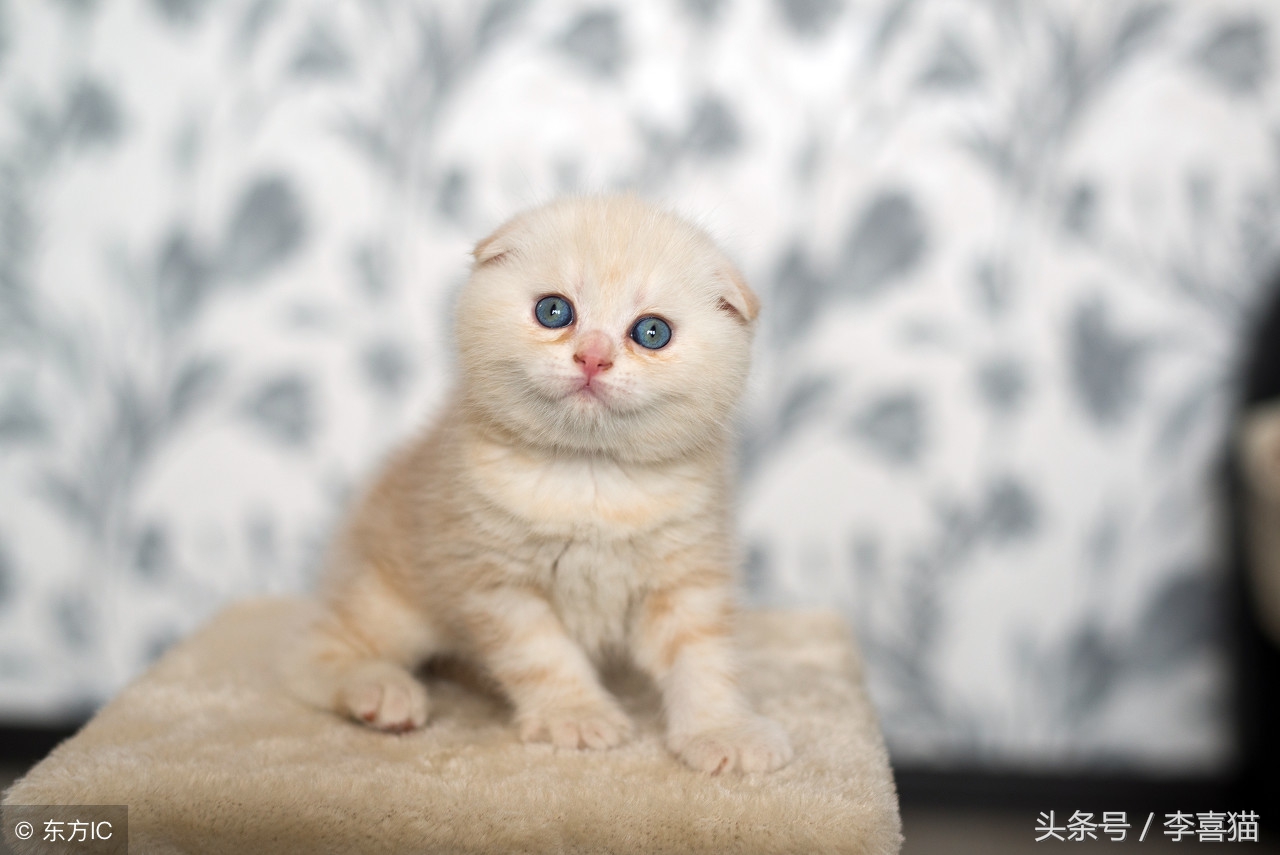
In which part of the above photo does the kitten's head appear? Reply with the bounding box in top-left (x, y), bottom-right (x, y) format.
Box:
top-left (455, 196), bottom-right (759, 462)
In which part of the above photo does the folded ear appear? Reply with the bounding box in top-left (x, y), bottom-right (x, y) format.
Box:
top-left (716, 264), bottom-right (760, 323)
top-left (472, 218), bottom-right (522, 266)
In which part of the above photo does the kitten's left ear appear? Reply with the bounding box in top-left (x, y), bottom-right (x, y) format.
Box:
top-left (716, 265), bottom-right (760, 324)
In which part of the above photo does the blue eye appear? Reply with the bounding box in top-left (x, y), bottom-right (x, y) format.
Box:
top-left (631, 316), bottom-right (672, 350)
top-left (534, 295), bottom-right (574, 328)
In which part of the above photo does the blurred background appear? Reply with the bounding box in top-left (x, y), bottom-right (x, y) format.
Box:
top-left (1, 0), bottom-right (1278, 847)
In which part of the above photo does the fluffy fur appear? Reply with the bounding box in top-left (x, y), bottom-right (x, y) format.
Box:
top-left (5, 599), bottom-right (903, 854)
top-left (285, 196), bottom-right (791, 774)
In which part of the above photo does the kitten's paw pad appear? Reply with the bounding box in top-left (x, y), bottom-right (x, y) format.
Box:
top-left (517, 702), bottom-right (633, 750)
top-left (339, 672), bottom-right (429, 733)
top-left (669, 716), bottom-right (793, 774)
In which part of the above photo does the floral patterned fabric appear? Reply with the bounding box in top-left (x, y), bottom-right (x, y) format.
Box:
top-left (2, 0), bottom-right (1277, 772)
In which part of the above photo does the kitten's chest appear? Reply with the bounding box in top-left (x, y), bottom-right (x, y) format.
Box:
top-left (464, 440), bottom-right (707, 540)
top-left (542, 537), bottom-right (643, 657)
top-left (462, 439), bottom-right (720, 654)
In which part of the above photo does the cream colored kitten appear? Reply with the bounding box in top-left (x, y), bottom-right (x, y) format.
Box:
top-left (286, 196), bottom-right (792, 774)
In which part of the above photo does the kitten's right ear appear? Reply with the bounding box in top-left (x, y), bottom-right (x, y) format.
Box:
top-left (472, 219), bottom-right (520, 266)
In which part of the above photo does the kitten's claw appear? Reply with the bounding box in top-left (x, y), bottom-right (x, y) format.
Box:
top-left (339, 669), bottom-right (429, 733)
top-left (517, 701), bottom-right (633, 750)
top-left (669, 716), bottom-right (793, 774)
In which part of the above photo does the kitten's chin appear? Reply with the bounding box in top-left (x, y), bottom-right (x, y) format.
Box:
top-left (464, 381), bottom-right (716, 463)
top-left (555, 390), bottom-right (626, 430)
top-left (532, 375), bottom-right (624, 413)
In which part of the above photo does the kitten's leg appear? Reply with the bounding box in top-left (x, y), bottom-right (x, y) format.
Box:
top-left (462, 587), bottom-right (632, 750)
top-left (284, 573), bottom-right (435, 733)
top-left (633, 583), bottom-right (793, 774)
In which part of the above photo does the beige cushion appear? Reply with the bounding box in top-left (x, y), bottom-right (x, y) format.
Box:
top-left (3, 599), bottom-right (901, 854)
top-left (1240, 402), bottom-right (1280, 645)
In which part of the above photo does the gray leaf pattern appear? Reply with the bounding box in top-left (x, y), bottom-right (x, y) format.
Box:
top-left (236, 0), bottom-right (280, 57)
top-left (152, 0), bottom-right (209, 28)
top-left (684, 96), bottom-right (741, 160)
top-left (559, 9), bottom-right (625, 77)
top-left (1069, 298), bottom-right (1152, 426)
top-left (218, 176), bottom-right (306, 281)
top-left (291, 21), bottom-right (351, 79)
top-left (1196, 17), bottom-right (1269, 93)
top-left (1110, 4), bottom-right (1172, 69)
top-left (917, 32), bottom-right (982, 90)
top-left (683, 0), bottom-right (725, 24)
top-left (476, 0), bottom-right (531, 50)
top-left (436, 168), bottom-right (470, 222)
top-left (243, 375), bottom-right (315, 446)
top-left (168, 357), bottom-right (224, 423)
top-left (52, 591), bottom-right (94, 649)
top-left (851, 391), bottom-right (925, 464)
top-left (133, 523), bottom-right (172, 580)
top-left (156, 230), bottom-right (212, 327)
top-left (840, 191), bottom-right (928, 299)
top-left (62, 79), bottom-right (123, 150)
top-left (975, 356), bottom-right (1029, 414)
top-left (2, 0), bottom-right (1275, 776)
top-left (776, 0), bottom-right (845, 37)
top-left (770, 244), bottom-right (826, 336)
top-left (37, 473), bottom-right (96, 531)
top-left (869, 0), bottom-right (916, 66)
top-left (1061, 181), bottom-right (1099, 237)
top-left (1128, 573), bottom-right (1220, 674)
top-left (361, 340), bottom-right (413, 397)
top-left (1057, 624), bottom-right (1122, 720)
top-left (352, 242), bottom-right (391, 300)
top-left (0, 389), bottom-right (47, 443)
top-left (982, 477), bottom-right (1040, 543)
top-left (972, 256), bottom-right (1014, 315)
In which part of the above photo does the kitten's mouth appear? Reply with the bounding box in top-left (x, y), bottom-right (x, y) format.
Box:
top-left (562, 373), bottom-right (627, 411)
top-left (534, 375), bottom-right (622, 413)
top-left (572, 379), bottom-right (609, 403)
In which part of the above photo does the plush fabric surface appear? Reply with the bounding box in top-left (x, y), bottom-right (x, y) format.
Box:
top-left (3, 599), bottom-right (900, 854)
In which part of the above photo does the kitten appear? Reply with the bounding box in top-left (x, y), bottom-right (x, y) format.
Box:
top-left (286, 196), bottom-right (792, 774)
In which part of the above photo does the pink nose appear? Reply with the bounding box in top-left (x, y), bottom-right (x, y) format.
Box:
top-left (574, 333), bottom-right (614, 380)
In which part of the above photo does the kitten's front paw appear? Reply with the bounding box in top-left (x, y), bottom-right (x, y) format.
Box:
top-left (669, 716), bottom-right (793, 774)
top-left (517, 700), bottom-right (634, 750)
top-left (338, 666), bottom-right (430, 733)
